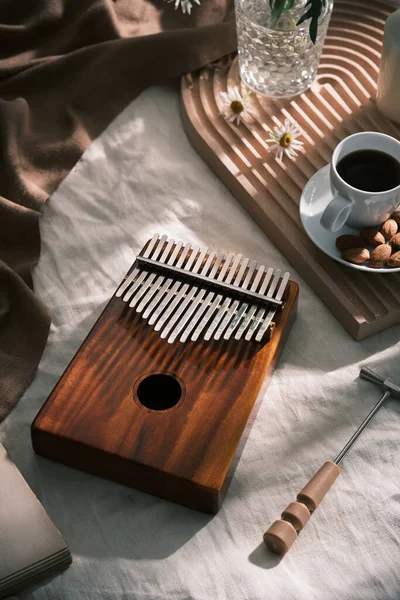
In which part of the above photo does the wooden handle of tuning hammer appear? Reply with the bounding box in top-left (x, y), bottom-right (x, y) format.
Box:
top-left (263, 461), bottom-right (341, 556)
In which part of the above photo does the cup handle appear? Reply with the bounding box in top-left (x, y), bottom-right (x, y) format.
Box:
top-left (320, 194), bottom-right (354, 232)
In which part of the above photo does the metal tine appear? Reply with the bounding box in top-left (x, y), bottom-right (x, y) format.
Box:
top-left (255, 272), bottom-right (290, 342)
top-left (150, 244), bottom-right (200, 328)
top-left (147, 242), bottom-right (195, 325)
top-left (143, 241), bottom-right (187, 321)
top-left (245, 269), bottom-right (281, 341)
top-left (123, 234), bottom-right (167, 303)
top-left (179, 252), bottom-right (225, 343)
top-left (237, 266), bottom-right (273, 340)
top-left (190, 252), bottom-right (235, 342)
top-left (156, 246), bottom-right (207, 335)
top-left (214, 257), bottom-right (250, 340)
top-left (233, 264), bottom-right (266, 340)
top-left (166, 251), bottom-right (218, 344)
top-left (129, 238), bottom-right (174, 309)
top-left (136, 241), bottom-right (182, 313)
top-left (222, 259), bottom-right (258, 340)
top-left (116, 233), bottom-right (159, 298)
top-left (203, 253), bottom-right (244, 341)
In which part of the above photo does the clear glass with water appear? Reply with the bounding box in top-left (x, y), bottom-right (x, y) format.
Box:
top-left (235, 0), bottom-right (333, 98)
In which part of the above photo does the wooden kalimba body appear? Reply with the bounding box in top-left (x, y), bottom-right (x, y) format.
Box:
top-left (32, 234), bottom-right (298, 513)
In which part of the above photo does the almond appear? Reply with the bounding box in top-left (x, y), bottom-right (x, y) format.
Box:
top-left (387, 250), bottom-right (400, 267)
top-left (360, 227), bottom-right (385, 247)
top-left (381, 218), bottom-right (398, 240)
top-left (391, 211), bottom-right (400, 226)
top-left (389, 233), bottom-right (400, 250)
top-left (341, 247), bottom-right (370, 264)
top-left (335, 234), bottom-right (365, 251)
top-left (369, 244), bottom-right (392, 268)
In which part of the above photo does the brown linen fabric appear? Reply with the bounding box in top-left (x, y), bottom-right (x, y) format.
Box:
top-left (0, 0), bottom-right (236, 422)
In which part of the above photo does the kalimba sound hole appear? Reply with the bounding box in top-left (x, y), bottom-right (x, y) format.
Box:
top-left (136, 374), bottom-right (182, 411)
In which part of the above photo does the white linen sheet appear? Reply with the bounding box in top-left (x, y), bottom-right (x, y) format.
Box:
top-left (1, 84), bottom-right (399, 600)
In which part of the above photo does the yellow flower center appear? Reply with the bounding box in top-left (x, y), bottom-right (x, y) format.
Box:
top-left (279, 133), bottom-right (292, 148)
top-left (230, 100), bottom-right (244, 114)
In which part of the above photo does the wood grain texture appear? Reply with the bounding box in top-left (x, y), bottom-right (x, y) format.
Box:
top-left (31, 263), bottom-right (298, 513)
top-left (180, 0), bottom-right (400, 340)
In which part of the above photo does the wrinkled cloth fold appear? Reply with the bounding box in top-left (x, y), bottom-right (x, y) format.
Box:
top-left (0, 0), bottom-right (236, 422)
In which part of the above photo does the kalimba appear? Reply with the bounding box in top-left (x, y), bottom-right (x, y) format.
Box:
top-left (32, 234), bottom-right (298, 513)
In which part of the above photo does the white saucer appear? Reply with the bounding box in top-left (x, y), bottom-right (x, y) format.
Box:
top-left (299, 164), bottom-right (400, 274)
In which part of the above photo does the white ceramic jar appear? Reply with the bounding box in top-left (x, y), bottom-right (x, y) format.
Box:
top-left (376, 9), bottom-right (400, 125)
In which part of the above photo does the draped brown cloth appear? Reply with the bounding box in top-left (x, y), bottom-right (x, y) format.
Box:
top-left (0, 0), bottom-right (236, 422)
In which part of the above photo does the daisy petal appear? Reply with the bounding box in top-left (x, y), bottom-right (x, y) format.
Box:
top-left (291, 142), bottom-right (303, 151)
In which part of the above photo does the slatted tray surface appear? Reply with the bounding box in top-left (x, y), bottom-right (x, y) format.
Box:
top-left (181, 0), bottom-right (400, 340)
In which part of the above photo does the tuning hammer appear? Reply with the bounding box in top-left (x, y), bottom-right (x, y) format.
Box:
top-left (263, 366), bottom-right (399, 556)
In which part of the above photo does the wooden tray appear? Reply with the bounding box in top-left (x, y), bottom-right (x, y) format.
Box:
top-left (180, 0), bottom-right (400, 340)
top-left (32, 256), bottom-right (298, 514)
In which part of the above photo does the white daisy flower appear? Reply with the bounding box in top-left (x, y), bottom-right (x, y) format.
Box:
top-left (219, 88), bottom-right (255, 126)
top-left (166, 0), bottom-right (200, 15)
top-left (266, 118), bottom-right (304, 161)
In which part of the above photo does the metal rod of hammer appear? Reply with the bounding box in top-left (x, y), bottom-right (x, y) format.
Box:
top-left (334, 390), bottom-right (390, 464)
top-left (263, 366), bottom-right (400, 556)
top-left (334, 367), bottom-right (399, 464)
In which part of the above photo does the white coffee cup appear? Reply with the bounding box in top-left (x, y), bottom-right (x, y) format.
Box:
top-left (320, 132), bottom-right (400, 232)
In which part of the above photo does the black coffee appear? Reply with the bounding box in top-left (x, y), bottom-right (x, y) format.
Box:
top-left (336, 149), bottom-right (400, 192)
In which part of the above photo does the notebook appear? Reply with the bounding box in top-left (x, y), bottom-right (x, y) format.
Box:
top-left (0, 443), bottom-right (71, 599)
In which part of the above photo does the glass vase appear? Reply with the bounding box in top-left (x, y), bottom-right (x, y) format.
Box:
top-left (235, 0), bottom-right (334, 98)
